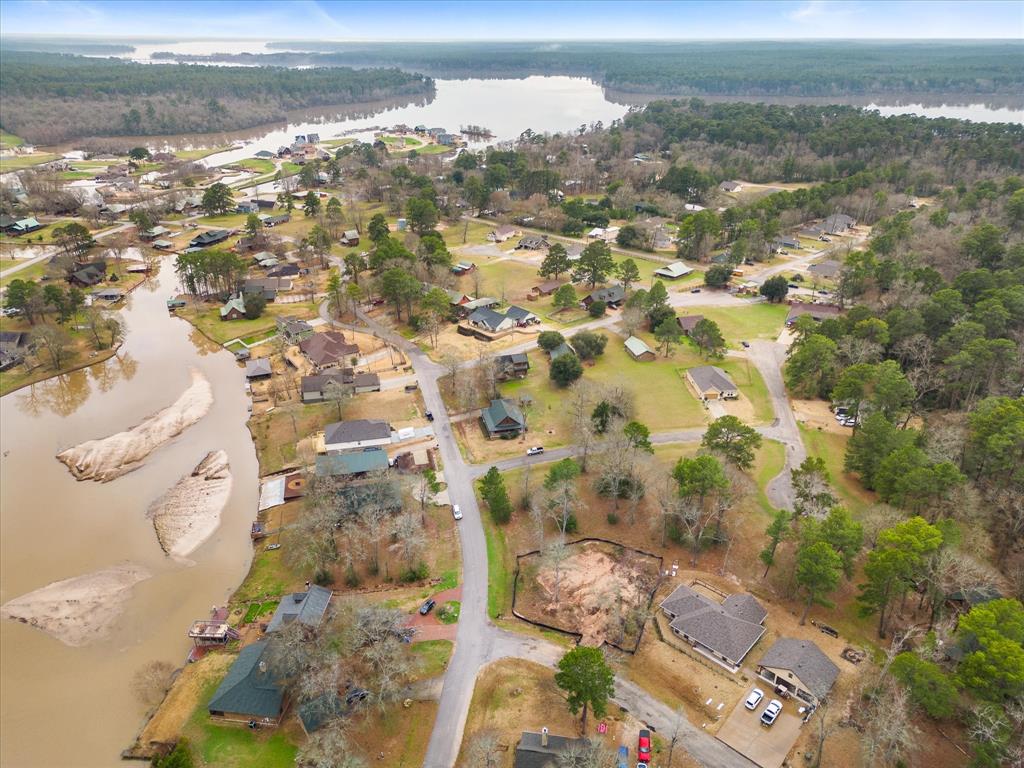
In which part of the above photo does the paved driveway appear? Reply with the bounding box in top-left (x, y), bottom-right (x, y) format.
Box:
top-left (715, 693), bottom-right (803, 768)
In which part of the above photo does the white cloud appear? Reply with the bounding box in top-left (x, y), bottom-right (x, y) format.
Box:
top-left (790, 0), bottom-right (827, 21)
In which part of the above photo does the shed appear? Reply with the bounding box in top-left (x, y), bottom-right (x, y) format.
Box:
top-left (654, 261), bottom-right (694, 280)
top-left (624, 335), bottom-right (656, 361)
top-left (245, 358), bottom-right (272, 380)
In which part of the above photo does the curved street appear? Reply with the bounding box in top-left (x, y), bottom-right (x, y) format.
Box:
top-left (321, 294), bottom-right (802, 767)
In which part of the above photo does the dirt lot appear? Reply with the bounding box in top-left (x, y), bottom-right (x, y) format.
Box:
top-left (515, 540), bottom-right (661, 647)
top-left (457, 658), bottom-right (685, 767)
top-left (348, 700), bottom-right (439, 768)
top-left (792, 398), bottom-right (847, 435)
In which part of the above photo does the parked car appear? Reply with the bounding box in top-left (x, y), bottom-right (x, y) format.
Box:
top-left (616, 745), bottom-right (629, 768)
top-left (834, 406), bottom-right (849, 419)
top-left (637, 730), bottom-right (651, 763)
top-left (761, 699), bottom-right (783, 727)
top-left (788, 282), bottom-right (800, 289)
top-left (425, 410), bottom-right (434, 421)
top-left (345, 687), bottom-right (368, 706)
top-left (690, 287), bottom-right (701, 293)
top-left (526, 446), bottom-right (545, 456)
top-left (419, 598), bottom-right (436, 615)
top-left (744, 688), bottom-right (765, 710)
top-left (741, 341), bottom-right (750, 348)
top-left (452, 504), bottom-right (463, 521)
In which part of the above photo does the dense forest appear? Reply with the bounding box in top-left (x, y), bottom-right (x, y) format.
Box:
top-left (0, 37), bottom-right (133, 55)
top-left (162, 40), bottom-right (1024, 99)
top-left (0, 51), bottom-right (434, 143)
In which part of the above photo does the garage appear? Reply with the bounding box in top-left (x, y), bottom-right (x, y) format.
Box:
top-left (716, 690), bottom-right (803, 768)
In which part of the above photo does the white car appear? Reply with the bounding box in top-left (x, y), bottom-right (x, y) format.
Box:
top-left (760, 699), bottom-right (783, 727)
top-left (744, 688), bottom-right (764, 711)
top-left (526, 446), bottom-right (545, 456)
top-left (452, 504), bottom-right (463, 521)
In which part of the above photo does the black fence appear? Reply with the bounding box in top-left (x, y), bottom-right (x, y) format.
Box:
top-left (510, 537), bottom-right (664, 655)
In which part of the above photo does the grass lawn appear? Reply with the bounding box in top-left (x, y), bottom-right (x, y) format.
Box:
top-left (695, 303), bottom-right (789, 345)
top-left (0, 152), bottom-right (60, 171)
top-left (232, 546), bottom-right (295, 603)
top-left (59, 170), bottom-right (96, 181)
top-left (320, 138), bottom-right (354, 148)
top-left (0, 259), bottom-right (53, 288)
top-left (0, 218), bottom-right (96, 245)
top-left (241, 600), bottom-right (279, 625)
top-left (0, 323), bottom-right (120, 397)
top-left (182, 677), bottom-right (298, 768)
top-left (281, 161), bottom-right (302, 175)
top-left (0, 130), bottom-right (24, 148)
top-left (196, 212), bottom-right (249, 229)
top-left (753, 439), bottom-right (787, 514)
top-left (176, 302), bottom-right (318, 346)
top-left (437, 601), bottom-right (461, 624)
top-left (249, 401), bottom-right (339, 475)
top-left (481, 511), bottom-right (514, 619)
top-left (395, 143), bottom-right (452, 156)
top-left (233, 158), bottom-right (276, 174)
top-left (798, 424), bottom-right (874, 515)
top-left (175, 146), bottom-right (234, 161)
top-left (411, 640), bottom-right (453, 679)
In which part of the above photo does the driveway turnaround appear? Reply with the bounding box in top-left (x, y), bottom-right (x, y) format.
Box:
top-left (715, 693), bottom-right (803, 768)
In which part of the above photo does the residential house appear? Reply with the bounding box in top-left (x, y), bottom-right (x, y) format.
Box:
top-left (267, 264), bottom-right (300, 278)
top-left (315, 449), bottom-right (390, 479)
top-left (587, 227), bottom-right (606, 239)
top-left (468, 307), bottom-right (514, 334)
top-left (624, 335), bottom-right (656, 361)
top-left (152, 239), bottom-right (174, 250)
top-left (581, 285), bottom-right (626, 309)
top-left (299, 331), bottom-right (359, 371)
top-left (822, 213), bottom-right (856, 235)
top-left (446, 289), bottom-right (474, 307)
top-left (660, 584), bottom-right (767, 670)
top-left (255, 150), bottom-right (275, 159)
top-left (276, 316), bottom-right (314, 343)
top-left (772, 236), bottom-right (801, 251)
top-left (686, 365), bottom-right (739, 401)
top-left (255, 199), bottom-right (276, 210)
top-left (677, 314), bottom-right (704, 336)
top-left (451, 261), bottom-right (476, 275)
top-left (785, 303), bottom-right (843, 326)
top-left (10, 217), bottom-right (42, 234)
top-left (719, 181), bottom-right (742, 193)
top-left (265, 585), bottom-right (332, 634)
top-left (323, 419), bottom-right (392, 453)
top-left (298, 693), bottom-right (347, 736)
top-left (756, 638), bottom-right (839, 707)
top-left (505, 306), bottom-right (539, 326)
top-left (514, 731), bottom-right (590, 768)
top-left (564, 243), bottom-right (584, 261)
top-left (219, 295), bottom-right (247, 321)
top-left (548, 342), bottom-right (573, 361)
top-left (243, 277), bottom-right (292, 301)
top-left (189, 229), bottom-right (230, 249)
top-left (654, 261), bottom-right (694, 280)
top-left (489, 225), bottom-right (519, 243)
top-left (207, 640), bottom-right (285, 724)
top-left (496, 353), bottom-right (530, 380)
top-left (245, 358), bottom-right (272, 380)
top-left (532, 280), bottom-right (563, 296)
top-left (140, 225), bottom-right (170, 241)
top-left (236, 201), bottom-right (260, 214)
top-left (262, 214), bottom-right (290, 227)
top-left (516, 235), bottom-right (549, 250)
top-left (946, 585), bottom-right (1003, 615)
top-left (340, 229), bottom-right (360, 246)
top-left (301, 370), bottom-right (380, 402)
top-left (0, 331), bottom-right (28, 371)
top-left (69, 261), bottom-right (107, 288)
top-left (808, 259), bottom-right (842, 280)
top-left (91, 287), bottom-right (123, 302)
top-left (481, 398), bottom-right (526, 438)
top-left (0, 214), bottom-right (17, 232)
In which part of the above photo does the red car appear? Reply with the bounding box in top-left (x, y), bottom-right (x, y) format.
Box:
top-left (637, 729), bottom-right (652, 763)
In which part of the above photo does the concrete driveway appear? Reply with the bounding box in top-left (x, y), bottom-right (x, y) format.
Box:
top-left (715, 693), bottom-right (803, 768)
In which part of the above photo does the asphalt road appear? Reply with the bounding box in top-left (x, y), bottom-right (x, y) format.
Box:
top-left (320, 296), bottom-right (805, 767)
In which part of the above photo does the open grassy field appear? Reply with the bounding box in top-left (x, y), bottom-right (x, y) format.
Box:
top-left (411, 640), bottom-right (454, 678)
top-left (0, 259), bottom-right (52, 288)
top-left (798, 424), bottom-right (875, 515)
top-left (395, 143), bottom-right (452, 156)
top-left (175, 146), bottom-right (234, 161)
top-left (195, 212), bottom-right (249, 229)
top-left (0, 130), bottom-right (24, 148)
top-left (175, 301), bottom-right (318, 346)
top-left (694, 303), bottom-right (789, 345)
top-left (233, 158), bottom-right (276, 174)
top-left (0, 152), bottom-right (61, 171)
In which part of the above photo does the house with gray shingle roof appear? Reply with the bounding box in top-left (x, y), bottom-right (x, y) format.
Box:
top-left (323, 419), bottom-right (391, 453)
top-left (514, 731), bottom-right (590, 768)
top-left (207, 640), bottom-right (285, 724)
top-left (660, 584), bottom-right (766, 670)
top-left (468, 307), bottom-right (513, 333)
top-left (686, 365), bottom-right (738, 401)
top-left (756, 637), bottom-right (839, 706)
top-left (265, 585), bottom-right (333, 634)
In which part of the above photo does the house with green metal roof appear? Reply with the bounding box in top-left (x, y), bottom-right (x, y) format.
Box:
top-left (316, 449), bottom-right (389, 478)
top-left (219, 295), bottom-right (247, 321)
top-left (207, 640), bottom-right (285, 724)
top-left (481, 398), bottom-right (526, 439)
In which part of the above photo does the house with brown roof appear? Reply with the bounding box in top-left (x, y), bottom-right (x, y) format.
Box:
top-left (660, 584), bottom-right (767, 670)
top-left (785, 303), bottom-right (843, 326)
top-left (299, 331), bottom-right (359, 371)
top-left (677, 314), bottom-right (704, 336)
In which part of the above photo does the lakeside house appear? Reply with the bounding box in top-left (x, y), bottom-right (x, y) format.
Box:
top-left (686, 365), bottom-right (739, 401)
top-left (323, 419), bottom-right (392, 453)
top-left (140, 225), bottom-right (170, 240)
top-left (245, 358), bottom-right (272, 380)
top-left (207, 641), bottom-right (285, 725)
top-left (481, 398), bottom-right (526, 439)
top-left (265, 585), bottom-right (332, 634)
top-left (624, 335), bottom-right (656, 361)
top-left (243, 277), bottom-right (292, 301)
top-left (755, 638), bottom-right (839, 707)
top-left (189, 229), bottom-right (230, 249)
top-left (660, 583), bottom-right (767, 671)
top-left (219, 295), bottom-right (247, 321)
top-left (0, 330), bottom-right (28, 371)
top-left (69, 260), bottom-right (107, 288)
top-left (315, 449), bottom-right (390, 479)
top-left (276, 316), bottom-right (314, 344)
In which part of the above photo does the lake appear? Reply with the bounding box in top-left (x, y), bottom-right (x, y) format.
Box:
top-left (0, 261), bottom-right (258, 768)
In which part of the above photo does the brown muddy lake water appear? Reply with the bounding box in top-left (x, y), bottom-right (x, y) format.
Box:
top-left (0, 258), bottom-right (258, 767)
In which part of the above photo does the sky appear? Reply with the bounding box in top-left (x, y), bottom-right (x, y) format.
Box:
top-left (1, 0), bottom-right (1022, 41)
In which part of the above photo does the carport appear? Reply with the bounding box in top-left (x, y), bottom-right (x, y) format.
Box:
top-left (715, 693), bottom-right (802, 768)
